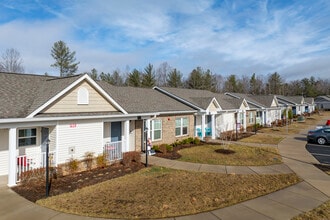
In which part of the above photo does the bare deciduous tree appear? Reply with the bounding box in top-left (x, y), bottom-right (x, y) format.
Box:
top-left (0, 48), bottom-right (25, 73)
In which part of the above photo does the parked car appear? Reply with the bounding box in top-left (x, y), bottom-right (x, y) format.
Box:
top-left (307, 127), bottom-right (330, 145)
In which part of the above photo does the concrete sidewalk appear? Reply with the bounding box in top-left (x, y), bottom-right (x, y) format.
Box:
top-left (0, 130), bottom-right (329, 219)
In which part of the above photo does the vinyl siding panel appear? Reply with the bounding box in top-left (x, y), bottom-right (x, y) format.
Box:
top-left (43, 81), bottom-right (118, 113)
top-left (208, 101), bottom-right (218, 113)
top-left (0, 129), bottom-right (9, 175)
top-left (217, 113), bottom-right (236, 132)
top-left (57, 119), bottom-right (103, 164)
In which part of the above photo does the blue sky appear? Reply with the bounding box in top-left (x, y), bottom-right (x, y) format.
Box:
top-left (0, 0), bottom-right (329, 81)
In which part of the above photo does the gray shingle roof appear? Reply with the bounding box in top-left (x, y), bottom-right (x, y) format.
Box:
top-left (155, 87), bottom-right (216, 109)
top-left (277, 95), bottom-right (304, 105)
top-left (97, 82), bottom-right (196, 114)
top-left (1, 72), bottom-right (89, 118)
top-left (0, 72), bottom-right (196, 119)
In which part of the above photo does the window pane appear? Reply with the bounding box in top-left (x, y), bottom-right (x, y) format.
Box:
top-left (154, 120), bottom-right (161, 129)
top-left (154, 130), bottom-right (161, 140)
top-left (19, 128), bottom-right (36, 137)
top-left (175, 128), bottom-right (181, 136)
top-left (175, 119), bottom-right (181, 127)
top-left (182, 127), bottom-right (188, 135)
top-left (183, 118), bottom-right (188, 126)
top-left (19, 137), bottom-right (36, 147)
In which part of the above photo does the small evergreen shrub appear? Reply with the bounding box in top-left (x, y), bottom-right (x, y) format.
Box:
top-left (166, 144), bottom-right (173, 152)
top-left (152, 145), bottom-right (160, 152)
top-left (193, 137), bottom-right (200, 145)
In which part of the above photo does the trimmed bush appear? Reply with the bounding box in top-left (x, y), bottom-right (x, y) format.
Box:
top-left (122, 151), bottom-right (141, 166)
top-left (166, 144), bottom-right (173, 152)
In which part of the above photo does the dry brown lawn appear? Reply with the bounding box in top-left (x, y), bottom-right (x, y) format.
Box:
top-left (239, 133), bottom-right (285, 145)
top-left (292, 200), bottom-right (330, 220)
top-left (177, 144), bottom-right (282, 166)
top-left (37, 166), bottom-right (300, 219)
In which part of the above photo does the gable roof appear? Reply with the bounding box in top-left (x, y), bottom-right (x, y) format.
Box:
top-left (0, 72), bottom-right (56, 118)
top-left (154, 87), bottom-right (220, 110)
top-left (277, 95), bottom-right (304, 105)
top-left (98, 83), bottom-right (196, 114)
top-left (0, 72), bottom-right (126, 119)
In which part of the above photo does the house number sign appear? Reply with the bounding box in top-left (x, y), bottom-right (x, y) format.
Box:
top-left (69, 123), bottom-right (77, 128)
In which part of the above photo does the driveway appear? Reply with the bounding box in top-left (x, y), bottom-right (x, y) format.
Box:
top-left (306, 143), bottom-right (330, 165)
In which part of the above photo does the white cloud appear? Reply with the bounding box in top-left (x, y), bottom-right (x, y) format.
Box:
top-left (0, 0), bottom-right (329, 80)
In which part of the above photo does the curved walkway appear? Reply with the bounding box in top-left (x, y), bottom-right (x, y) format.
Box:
top-left (1, 128), bottom-right (329, 219)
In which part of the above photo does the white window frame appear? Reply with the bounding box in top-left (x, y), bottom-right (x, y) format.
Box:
top-left (149, 119), bottom-right (162, 141)
top-left (175, 117), bottom-right (189, 137)
top-left (77, 87), bottom-right (89, 105)
top-left (18, 128), bottom-right (37, 147)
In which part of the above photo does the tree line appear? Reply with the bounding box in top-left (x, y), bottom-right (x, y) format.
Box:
top-left (1, 41), bottom-right (329, 97)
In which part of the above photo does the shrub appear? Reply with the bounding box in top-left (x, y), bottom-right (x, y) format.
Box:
top-left (122, 151), bottom-right (141, 166)
top-left (187, 137), bottom-right (195, 144)
top-left (166, 144), bottom-right (173, 152)
top-left (66, 158), bottom-right (79, 174)
top-left (83, 151), bottom-right (94, 170)
top-left (96, 153), bottom-right (107, 168)
top-left (193, 137), bottom-right (200, 145)
top-left (20, 167), bottom-right (46, 184)
top-left (152, 145), bottom-right (160, 152)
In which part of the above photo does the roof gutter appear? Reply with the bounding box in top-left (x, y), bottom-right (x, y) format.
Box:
top-left (0, 112), bottom-right (159, 128)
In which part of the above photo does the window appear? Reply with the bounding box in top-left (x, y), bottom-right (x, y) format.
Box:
top-left (18, 128), bottom-right (37, 147)
top-left (149, 119), bottom-right (162, 141)
top-left (77, 87), bottom-right (89, 105)
top-left (176, 117), bottom-right (188, 136)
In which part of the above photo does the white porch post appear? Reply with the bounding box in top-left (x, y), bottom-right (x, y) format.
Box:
top-left (262, 110), bottom-right (266, 126)
top-left (211, 114), bottom-right (216, 139)
top-left (243, 110), bottom-right (247, 132)
top-left (8, 128), bottom-right (17, 187)
top-left (201, 114), bottom-right (205, 140)
top-left (124, 120), bottom-right (130, 152)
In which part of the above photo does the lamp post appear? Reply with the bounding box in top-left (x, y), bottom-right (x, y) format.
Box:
top-left (45, 139), bottom-right (50, 197)
top-left (144, 125), bottom-right (148, 167)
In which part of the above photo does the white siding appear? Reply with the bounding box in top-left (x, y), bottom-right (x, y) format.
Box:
top-left (103, 122), bottom-right (110, 146)
top-left (0, 129), bottom-right (9, 175)
top-left (216, 113), bottom-right (236, 132)
top-left (57, 119), bottom-right (103, 164)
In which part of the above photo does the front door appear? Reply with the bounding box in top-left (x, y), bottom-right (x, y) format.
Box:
top-left (111, 122), bottom-right (122, 142)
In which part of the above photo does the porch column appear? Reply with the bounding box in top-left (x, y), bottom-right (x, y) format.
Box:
top-left (243, 110), bottom-right (247, 132)
top-left (124, 120), bottom-right (130, 152)
top-left (211, 114), bottom-right (216, 139)
top-left (262, 110), bottom-right (266, 126)
top-left (201, 114), bottom-right (205, 140)
top-left (8, 128), bottom-right (17, 187)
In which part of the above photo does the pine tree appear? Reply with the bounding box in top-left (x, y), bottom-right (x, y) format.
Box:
top-left (51, 40), bottom-right (80, 77)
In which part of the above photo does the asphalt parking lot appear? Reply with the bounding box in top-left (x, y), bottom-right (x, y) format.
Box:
top-left (306, 143), bottom-right (330, 164)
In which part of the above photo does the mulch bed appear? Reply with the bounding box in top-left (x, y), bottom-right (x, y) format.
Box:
top-left (154, 143), bottom-right (203, 160)
top-left (12, 162), bottom-right (145, 203)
